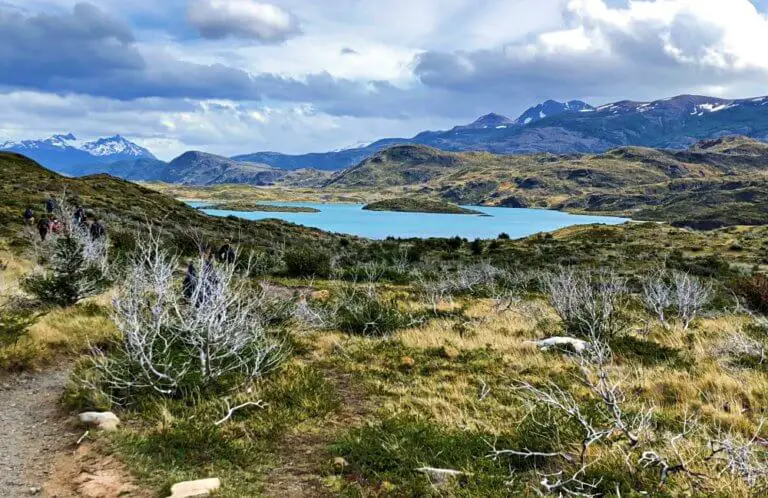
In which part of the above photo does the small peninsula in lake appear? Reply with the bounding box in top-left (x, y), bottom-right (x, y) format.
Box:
top-left (363, 197), bottom-right (486, 215)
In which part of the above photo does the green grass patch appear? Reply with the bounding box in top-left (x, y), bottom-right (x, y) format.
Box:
top-left (104, 363), bottom-right (341, 496)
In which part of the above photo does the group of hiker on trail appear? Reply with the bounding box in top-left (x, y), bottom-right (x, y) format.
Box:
top-left (24, 196), bottom-right (106, 242)
top-left (182, 240), bottom-right (236, 301)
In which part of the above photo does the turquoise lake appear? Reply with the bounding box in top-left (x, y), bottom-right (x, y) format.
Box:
top-left (193, 201), bottom-right (629, 240)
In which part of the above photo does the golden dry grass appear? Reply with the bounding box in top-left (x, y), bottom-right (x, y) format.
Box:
top-left (25, 301), bottom-right (118, 353)
top-left (313, 288), bottom-right (768, 496)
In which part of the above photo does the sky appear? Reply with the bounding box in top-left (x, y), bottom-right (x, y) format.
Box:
top-left (2, 0), bottom-right (768, 160)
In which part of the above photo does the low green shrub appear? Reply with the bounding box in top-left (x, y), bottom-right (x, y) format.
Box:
top-left (333, 287), bottom-right (417, 337)
top-left (732, 273), bottom-right (768, 314)
top-left (22, 234), bottom-right (110, 307)
top-left (284, 246), bottom-right (332, 278)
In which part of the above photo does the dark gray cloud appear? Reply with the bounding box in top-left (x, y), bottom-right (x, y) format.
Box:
top-left (0, 3), bottom-right (143, 84)
top-left (0, 4), bottom-right (485, 119)
top-left (0, 3), bottom-right (268, 101)
top-left (187, 0), bottom-right (301, 42)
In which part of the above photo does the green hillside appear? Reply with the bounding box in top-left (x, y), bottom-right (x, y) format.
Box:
top-left (0, 152), bottom-right (333, 250)
top-left (324, 138), bottom-right (768, 227)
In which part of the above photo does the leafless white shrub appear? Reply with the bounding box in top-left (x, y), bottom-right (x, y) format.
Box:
top-left (638, 414), bottom-right (707, 487)
top-left (673, 272), bottom-right (712, 331)
top-left (641, 270), bottom-right (713, 331)
top-left (415, 269), bottom-right (455, 314)
top-left (392, 246), bottom-right (412, 275)
top-left (456, 261), bottom-right (505, 293)
top-left (361, 261), bottom-right (386, 283)
top-left (707, 421), bottom-right (768, 488)
top-left (293, 296), bottom-right (331, 328)
top-left (542, 268), bottom-right (628, 340)
top-left (214, 399), bottom-right (267, 426)
top-left (714, 330), bottom-right (766, 368)
top-left (84, 232), bottom-right (284, 404)
top-left (491, 336), bottom-right (653, 496)
top-left (642, 271), bottom-right (673, 328)
top-left (414, 262), bottom-right (513, 314)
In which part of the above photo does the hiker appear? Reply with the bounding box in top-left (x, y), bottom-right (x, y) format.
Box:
top-left (45, 197), bottom-right (57, 214)
top-left (74, 206), bottom-right (86, 227)
top-left (23, 207), bottom-right (34, 225)
top-left (37, 217), bottom-right (50, 241)
top-left (183, 262), bottom-right (198, 301)
top-left (217, 240), bottom-right (236, 264)
top-left (90, 220), bottom-right (106, 240)
top-left (50, 218), bottom-right (63, 234)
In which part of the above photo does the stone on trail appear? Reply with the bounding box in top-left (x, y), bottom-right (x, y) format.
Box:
top-left (167, 478), bottom-right (221, 498)
top-left (78, 412), bottom-right (120, 431)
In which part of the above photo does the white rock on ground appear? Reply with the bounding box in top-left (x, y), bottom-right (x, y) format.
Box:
top-left (531, 337), bottom-right (589, 353)
top-left (167, 478), bottom-right (221, 498)
top-left (78, 412), bottom-right (120, 431)
top-left (415, 467), bottom-right (465, 486)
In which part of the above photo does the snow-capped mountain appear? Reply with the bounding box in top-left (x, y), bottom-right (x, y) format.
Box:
top-left (514, 100), bottom-right (595, 125)
top-left (0, 133), bottom-right (156, 171)
top-left (80, 135), bottom-right (154, 158)
top-left (234, 95), bottom-right (768, 170)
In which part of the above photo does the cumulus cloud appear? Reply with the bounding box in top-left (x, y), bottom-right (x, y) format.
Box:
top-left (0, 91), bottom-right (456, 159)
top-left (187, 0), bottom-right (301, 42)
top-left (414, 0), bottom-right (768, 102)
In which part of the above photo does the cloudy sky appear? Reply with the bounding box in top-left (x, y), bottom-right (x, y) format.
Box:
top-left (2, 0), bottom-right (768, 159)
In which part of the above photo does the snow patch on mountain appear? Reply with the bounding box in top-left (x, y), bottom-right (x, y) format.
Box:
top-left (516, 100), bottom-right (595, 125)
top-left (1, 133), bottom-right (154, 159)
top-left (81, 135), bottom-right (152, 158)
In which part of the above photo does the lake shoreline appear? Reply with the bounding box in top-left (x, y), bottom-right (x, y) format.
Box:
top-left (191, 200), bottom-right (629, 240)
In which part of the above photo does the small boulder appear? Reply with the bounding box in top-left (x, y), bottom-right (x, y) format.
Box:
top-left (416, 467), bottom-right (465, 487)
top-left (532, 337), bottom-right (589, 354)
top-left (440, 345), bottom-right (461, 360)
top-left (333, 457), bottom-right (348, 470)
top-left (167, 478), bottom-right (221, 498)
top-left (78, 412), bottom-right (120, 431)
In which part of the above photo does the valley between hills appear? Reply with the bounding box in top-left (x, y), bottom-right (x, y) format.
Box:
top-left (2, 98), bottom-right (768, 497)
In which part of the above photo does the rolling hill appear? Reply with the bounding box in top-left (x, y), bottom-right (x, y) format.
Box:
top-left (0, 152), bottom-right (334, 249)
top-left (323, 136), bottom-right (768, 228)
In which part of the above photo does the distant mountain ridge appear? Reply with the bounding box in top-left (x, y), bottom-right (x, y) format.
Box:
top-left (235, 95), bottom-right (768, 170)
top-left (0, 133), bottom-right (155, 169)
top-left (165, 151), bottom-right (285, 185)
top-left (8, 94), bottom-right (768, 180)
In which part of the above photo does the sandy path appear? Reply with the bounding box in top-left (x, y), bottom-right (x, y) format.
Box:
top-left (0, 367), bottom-right (74, 497)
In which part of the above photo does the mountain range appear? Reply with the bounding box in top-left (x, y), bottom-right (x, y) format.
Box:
top-left (233, 95), bottom-right (768, 170)
top-left (5, 94), bottom-right (768, 183)
top-left (0, 134), bottom-right (155, 169)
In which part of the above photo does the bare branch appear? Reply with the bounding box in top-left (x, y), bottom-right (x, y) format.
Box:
top-left (214, 399), bottom-right (267, 426)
